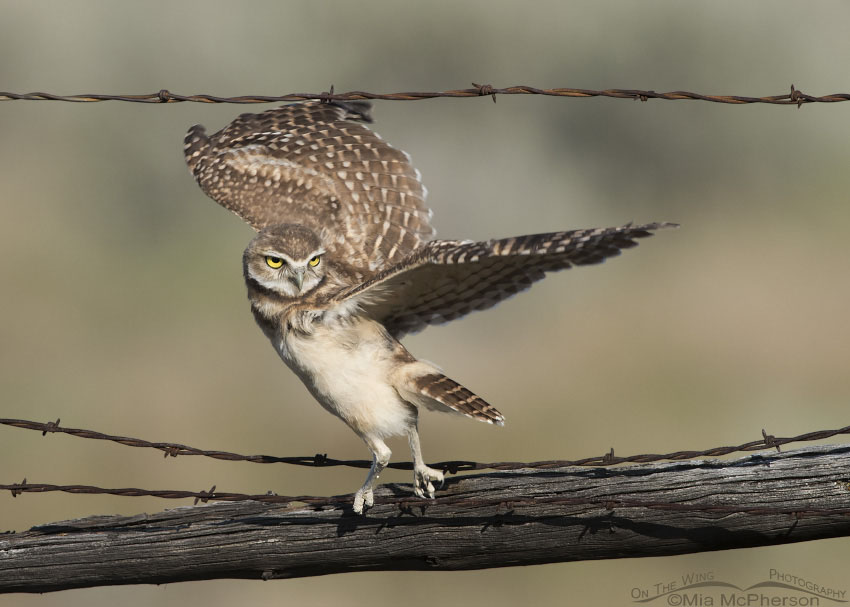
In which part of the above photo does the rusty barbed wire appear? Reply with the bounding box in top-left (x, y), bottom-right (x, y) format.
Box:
top-left (1, 417), bottom-right (848, 473)
top-left (3, 418), bottom-right (848, 518)
top-left (1, 479), bottom-right (848, 519)
top-left (0, 84), bottom-right (847, 107)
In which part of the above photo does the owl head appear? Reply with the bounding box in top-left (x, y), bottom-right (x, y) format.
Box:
top-left (243, 224), bottom-right (326, 297)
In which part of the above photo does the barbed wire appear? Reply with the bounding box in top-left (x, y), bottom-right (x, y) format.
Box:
top-left (2, 417), bottom-right (849, 473)
top-left (0, 84), bottom-right (847, 107)
top-left (2, 479), bottom-right (848, 519)
top-left (3, 418), bottom-right (848, 518)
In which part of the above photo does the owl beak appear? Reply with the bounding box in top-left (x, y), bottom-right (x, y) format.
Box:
top-left (290, 269), bottom-right (305, 292)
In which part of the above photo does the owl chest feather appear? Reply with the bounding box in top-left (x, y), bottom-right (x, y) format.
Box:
top-left (272, 313), bottom-right (417, 438)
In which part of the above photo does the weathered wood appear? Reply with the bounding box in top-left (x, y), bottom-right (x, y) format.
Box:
top-left (2, 444), bottom-right (850, 593)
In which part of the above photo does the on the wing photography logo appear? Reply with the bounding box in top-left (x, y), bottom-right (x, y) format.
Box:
top-left (630, 569), bottom-right (846, 606)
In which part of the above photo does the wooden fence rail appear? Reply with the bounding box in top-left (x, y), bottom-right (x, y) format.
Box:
top-left (2, 444), bottom-right (849, 593)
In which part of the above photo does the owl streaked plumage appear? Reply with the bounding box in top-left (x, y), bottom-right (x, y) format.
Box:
top-left (185, 101), bottom-right (675, 513)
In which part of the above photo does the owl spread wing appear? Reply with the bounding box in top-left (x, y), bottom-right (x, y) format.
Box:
top-left (184, 101), bottom-right (434, 272)
top-left (332, 222), bottom-right (677, 338)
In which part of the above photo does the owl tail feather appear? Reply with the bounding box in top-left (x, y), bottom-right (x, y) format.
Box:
top-left (411, 373), bottom-right (505, 426)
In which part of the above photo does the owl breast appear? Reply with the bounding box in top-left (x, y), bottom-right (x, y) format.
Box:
top-left (274, 315), bottom-right (417, 439)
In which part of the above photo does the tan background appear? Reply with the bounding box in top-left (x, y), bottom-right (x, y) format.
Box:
top-left (1, 1), bottom-right (849, 605)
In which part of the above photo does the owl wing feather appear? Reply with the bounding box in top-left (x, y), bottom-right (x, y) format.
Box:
top-left (184, 101), bottom-right (434, 272)
top-left (332, 222), bottom-right (677, 338)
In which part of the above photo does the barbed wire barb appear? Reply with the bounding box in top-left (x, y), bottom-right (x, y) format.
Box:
top-left (1, 84), bottom-right (849, 106)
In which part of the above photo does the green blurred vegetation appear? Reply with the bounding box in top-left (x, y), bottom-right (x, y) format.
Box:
top-left (1, 1), bottom-right (849, 605)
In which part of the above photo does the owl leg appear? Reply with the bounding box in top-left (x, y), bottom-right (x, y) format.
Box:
top-left (353, 436), bottom-right (391, 514)
top-left (407, 423), bottom-right (444, 499)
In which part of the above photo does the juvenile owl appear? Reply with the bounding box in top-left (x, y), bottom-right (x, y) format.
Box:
top-left (184, 101), bottom-right (673, 513)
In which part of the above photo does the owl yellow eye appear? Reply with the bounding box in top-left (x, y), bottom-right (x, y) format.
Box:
top-left (308, 255), bottom-right (321, 267)
top-left (265, 256), bottom-right (284, 269)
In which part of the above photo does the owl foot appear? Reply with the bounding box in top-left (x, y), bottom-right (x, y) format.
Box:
top-left (353, 487), bottom-right (374, 514)
top-left (413, 465), bottom-right (445, 499)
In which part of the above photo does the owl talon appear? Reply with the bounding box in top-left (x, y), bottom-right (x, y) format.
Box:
top-left (353, 487), bottom-right (374, 514)
top-left (414, 465), bottom-right (444, 500)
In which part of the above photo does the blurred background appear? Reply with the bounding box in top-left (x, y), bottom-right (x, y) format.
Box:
top-left (1, 1), bottom-right (849, 605)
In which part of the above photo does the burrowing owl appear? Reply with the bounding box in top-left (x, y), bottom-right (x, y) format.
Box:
top-left (184, 101), bottom-right (674, 513)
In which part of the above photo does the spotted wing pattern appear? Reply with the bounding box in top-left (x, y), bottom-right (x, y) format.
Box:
top-left (334, 222), bottom-right (676, 338)
top-left (184, 101), bottom-right (434, 273)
